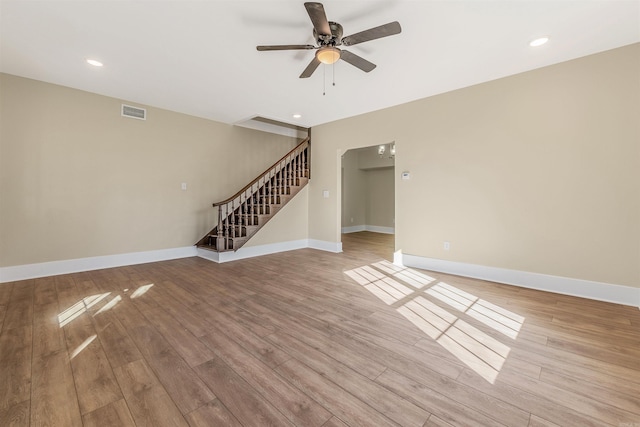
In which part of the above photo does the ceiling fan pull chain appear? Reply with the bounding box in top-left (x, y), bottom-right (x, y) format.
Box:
top-left (333, 61), bottom-right (336, 87)
top-left (323, 64), bottom-right (326, 96)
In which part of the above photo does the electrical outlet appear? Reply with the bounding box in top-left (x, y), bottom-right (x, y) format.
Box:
top-left (181, 183), bottom-right (187, 191)
top-left (444, 241), bottom-right (450, 251)
top-left (350, 217), bottom-right (354, 223)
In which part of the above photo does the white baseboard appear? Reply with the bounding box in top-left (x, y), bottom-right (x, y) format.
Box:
top-left (398, 252), bottom-right (640, 308)
top-left (0, 246), bottom-right (198, 283)
top-left (342, 225), bottom-right (394, 234)
top-left (197, 239), bottom-right (308, 263)
top-left (308, 239), bottom-right (343, 253)
top-left (342, 225), bottom-right (366, 234)
top-left (198, 238), bottom-right (343, 264)
top-left (0, 238), bottom-right (345, 283)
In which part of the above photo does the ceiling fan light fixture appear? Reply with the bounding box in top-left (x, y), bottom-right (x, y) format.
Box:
top-left (316, 47), bottom-right (340, 64)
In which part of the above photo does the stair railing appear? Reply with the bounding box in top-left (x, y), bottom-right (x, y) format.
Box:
top-left (211, 138), bottom-right (310, 251)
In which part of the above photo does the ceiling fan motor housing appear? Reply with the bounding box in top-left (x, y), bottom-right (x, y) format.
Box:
top-left (314, 21), bottom-right (343, 46)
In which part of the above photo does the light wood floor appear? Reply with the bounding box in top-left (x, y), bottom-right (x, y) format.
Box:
top-left (1, 232), bottom-right (639, 426)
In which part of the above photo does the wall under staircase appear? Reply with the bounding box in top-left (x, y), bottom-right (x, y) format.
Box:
top-left (195, 138), bottom-right (310, 258)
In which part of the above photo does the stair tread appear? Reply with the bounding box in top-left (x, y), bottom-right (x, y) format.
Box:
top-left (195, 143), bottom-right (310, 252)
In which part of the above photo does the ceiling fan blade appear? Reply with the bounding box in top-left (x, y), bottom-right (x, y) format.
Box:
top-left (304, 2), bottom-right (331, 36)
top-left (342, 21), bottom-right (401, 46)
top-left (340, 50), bottom-right (376, 73)
top-left (300, 57), bottom-right (321, 78)
top-left (257, 45), bottom-right (316, 51)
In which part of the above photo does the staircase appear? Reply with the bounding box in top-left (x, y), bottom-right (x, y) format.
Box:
top-left (196, 138), bottom-right (310, 252)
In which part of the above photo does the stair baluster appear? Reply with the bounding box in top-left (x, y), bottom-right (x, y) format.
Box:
top-left (197, 138), bottom-right (310, 252)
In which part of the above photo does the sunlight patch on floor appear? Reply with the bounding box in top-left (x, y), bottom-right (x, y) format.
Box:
top-left (344, 261), bottom-right (524, 383)
top-left (94, 295), bottom-right (122, 316)
top-left (130, 283), bottom-right (154, 299)
top-left (58, 292), bottom-right (111, 327)
top-left (427, 282), bottom-right (523, 339)
top-left (70, 334), bottom-right (97, 360)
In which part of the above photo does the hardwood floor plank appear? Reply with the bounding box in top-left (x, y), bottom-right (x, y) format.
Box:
top-left (275, 358), bottom-right (399, 427)
top-left (185, 399), bottom-right (243, 427)
top-left (198, 309), bottom-right (290, 369)
top-left (200, 330), bottom-right (332, 426)
top-left (424, 414), bottom-right (456, 427)
top-left (538, 368), bottom-right (640, 415)
top-left (366, 338), bottom-right (530, 425)
top-left (31, 350), bottom-right (83, 427)
top-left (0, 326), bottom-right (32, 414)
top-left (509, 336), bottom-right (640, 386)
top-left (113, 359), bottom-right (188, 427)
top-left (326, 318), bottom-right (465, 380)
top-left (538, 366), bottom-right (639, 404)
top-left (209, 301), bottom-right (277, 338)
top-left (267, 331), bottom-right (430, 426)
top-left (2, 281), bottom-right (33, 332)
top-left (0, 399), bottom-right (29, 427)
top-left (143, 307), bottom-right (215, 367)
top-left (0, 303), bottom-right (7, 333)
top-left (64, 313), bottom-right (122, 415)
top-left (147, 296), bottom-right (216, 338)
top-left (376, 368), bottom-right (513, 427)
top-left (111, 299), bottom-right (173, 357)
top-left (82, 398), bottom-right (136, 427)
top-left (55, 275), bottom-right (81, 311)
top-left (194, 357), bottom-right (295, 427)
top-left (497, 368), bottom-right (639, 426)
top-left (145, 346), bottom-right (216, 415)
top-left (0, 282), bottom-right (14, 306)
top-left (321, 416), bottom-right (349, 427)
top-left (528, 414), bottom-right (562, 427)
top-left (32, 300), bottom-right (66, 359)
top-left (545, 335), bottom-right (640, 370)
top-left (261, 312), bottom-right (388, 380)
top-left (33, 277), bottom-right (57, 306)
top-left (456, 367), bottom-right (611, 427)
top-left (115, 299), bottom-right (216, 415)
top-left (91, 310), bottom-right (143, 369)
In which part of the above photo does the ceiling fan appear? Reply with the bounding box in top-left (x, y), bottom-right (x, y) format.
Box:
top-left (257, 2), bottom-right (402, 78)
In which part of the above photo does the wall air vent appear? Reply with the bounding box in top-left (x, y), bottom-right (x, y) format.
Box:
top-left (121, 104), bottom-right (146, 120)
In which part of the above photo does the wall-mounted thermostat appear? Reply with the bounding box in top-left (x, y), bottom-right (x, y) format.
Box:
top-left (401, 171), bottom-right (410, 180)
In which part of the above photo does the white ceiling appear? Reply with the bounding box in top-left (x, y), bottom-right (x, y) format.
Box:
top-left (1, 1), bottom-right (638, 128)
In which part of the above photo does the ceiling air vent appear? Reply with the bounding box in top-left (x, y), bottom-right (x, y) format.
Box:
top-left (121, 104), bottom-right (146, 120)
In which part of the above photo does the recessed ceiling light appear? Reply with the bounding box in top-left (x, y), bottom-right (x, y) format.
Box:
top-left (86, 59), bottom-right (103, 67)
top-left (292, 114), bottom-right (302, 119)
top-left (529, 37), bottom-right (549, 47)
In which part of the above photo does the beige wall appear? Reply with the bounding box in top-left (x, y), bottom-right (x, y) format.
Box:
top-left (365, 167), bottom-right (395, 229)
top-left (309, 43), bottom-right (640, 288)
top-left (245, 186), bottom-right (308, 247)
top-left (341, 149), bottom-right (366, 227)
top-left (0, 73), bottom-right (303, 267)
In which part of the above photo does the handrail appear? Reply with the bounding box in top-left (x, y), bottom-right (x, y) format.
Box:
top-left (213, 137), bottom-right (310, 207)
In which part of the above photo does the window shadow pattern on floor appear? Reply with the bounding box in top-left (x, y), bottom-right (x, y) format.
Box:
top-left (345, 261), bottom-right (524, 383)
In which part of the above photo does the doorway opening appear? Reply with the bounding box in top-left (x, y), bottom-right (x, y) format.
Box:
top-left (341, 143), bottom-right (395, 260)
